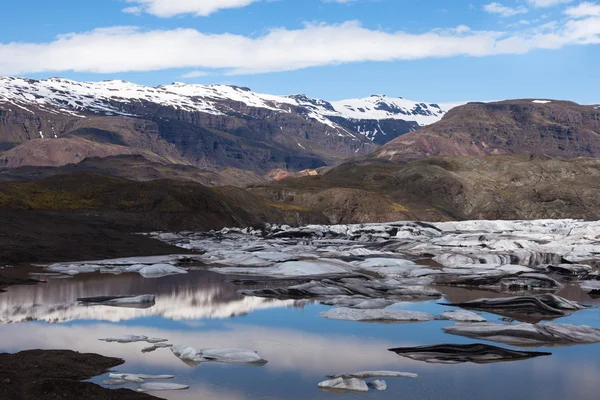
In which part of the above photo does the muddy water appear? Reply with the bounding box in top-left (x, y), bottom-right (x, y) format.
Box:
top-left (1, 269), bottom-right (600, 400)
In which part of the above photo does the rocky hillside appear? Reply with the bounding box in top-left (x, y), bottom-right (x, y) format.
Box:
top-left (0, 154), bottom-right (266, 187)
top-left (375, 100), bottom-right (600, 162)
top-left (0, 77), bottom-right (456, 173)
top-left (249, 154), bottom-right (600, 223)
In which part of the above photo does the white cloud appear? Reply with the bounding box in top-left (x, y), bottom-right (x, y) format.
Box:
top-left (565, 1), bottom-right (600, 17)
top-left (484, 2), bottom-right (528, 17)
top-left (526, 0), bottom-right (573, 7)
top-left (180, 70), bottom-right (211, 78)
top-left (0, 17), bottom-right (599, 76)
top-left (123, 0), bottom-right (260, 17)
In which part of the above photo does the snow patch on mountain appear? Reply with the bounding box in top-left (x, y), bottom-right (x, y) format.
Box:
top-left (0, 77), bottom-right (464, 142)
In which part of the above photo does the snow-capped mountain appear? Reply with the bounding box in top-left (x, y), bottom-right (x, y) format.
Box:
top-left (0, 77), bottom-right (459, 138)
top-left (0, 77), bottom-right (464, 172)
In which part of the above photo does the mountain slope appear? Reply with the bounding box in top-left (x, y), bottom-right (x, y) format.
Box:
top-left (375, 99), bottom-right (600, 162)
top-left (0, 77), bottom-right (458, 172)
top-left (249, 154), bottom-right (600, 223)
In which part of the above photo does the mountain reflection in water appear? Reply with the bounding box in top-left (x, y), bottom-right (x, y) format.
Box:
top-left (0, 270), bottom-right (305, 323)
top-left (1, 269), bottom-right (600, 400)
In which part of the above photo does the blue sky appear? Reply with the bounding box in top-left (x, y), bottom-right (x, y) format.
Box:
top-left (0, 0), bottom-right (598, 103)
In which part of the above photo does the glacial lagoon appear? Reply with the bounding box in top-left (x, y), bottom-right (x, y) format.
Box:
top-left (2, 220), bottom-right (600, 399)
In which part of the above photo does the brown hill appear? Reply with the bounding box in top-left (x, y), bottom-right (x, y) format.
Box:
top-left (375, 100), bottom-right (600, 162)
top-left (249, 154), bottom-right (600, 223)
top-left (0, 154), bottom-right (266, 187)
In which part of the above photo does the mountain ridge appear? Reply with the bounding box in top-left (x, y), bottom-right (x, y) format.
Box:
top-left (0, 76), bottom-right (463, 172)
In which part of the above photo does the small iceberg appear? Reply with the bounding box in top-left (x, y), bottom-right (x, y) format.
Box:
top-left (443, 322), bottom-right (600, 347)
top-left (441, 294), bottom-right (588, 322)
top-left (171, 345), bottom-right (268, 366)
top-left (321, 307), bottom-right (434, 322)
top-left (318, 377), bottom-right (369, 393)
top-left (138, 264), bottom-right (188, 278)
top-left (389, 343), bottom-right (551, 364)
top-left (138, 382), bottom-right (189, 392)
top-left (319, 370), bottom-right (417, 393)
top-left (108, 373), bottom-right (174, 383)
top-left (438, 310), bottom-right (487, 323)
top-left (142, 343), bottom-right (173, 353)
top-left (99, 335), bottom-right (168, 344)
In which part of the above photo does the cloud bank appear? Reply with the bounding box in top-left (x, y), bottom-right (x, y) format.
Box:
top-left (0, 3), bottom-right (598, 76)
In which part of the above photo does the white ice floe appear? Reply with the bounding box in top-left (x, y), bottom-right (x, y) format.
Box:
top-left (319, 370), bottom-right (417, 393)
top-left (318, 377), bottom-right (369, 392)
top-left (138, 382), bottom-right (190, 392)
top-left (326, 371), bottom-right (419, 379)
top-left (170, 345), bottom-right (267, 365)
top-left (321, 308), bottom-right (434, 322)
top-left (438, 310), bottom-right (487, 323)
top-left (142, 343), bottom-right (173, 353)
top-left (108, 373), bottom-right (174, 383)
top-left (444, 322), bottom-right (600, 346)
top-left (99, 335), bottom-right (168, 344)
top-left (137, 264), bottom-right (188, 278)
top-left (368, 380), bottom-right (388, 391)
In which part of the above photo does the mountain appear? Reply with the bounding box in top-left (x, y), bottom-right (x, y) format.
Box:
top-left (249, 154), bottom-right (600, 223)
top-left (0, 77), bottom-right (457, 172)
top-left (375, 99), bottom-right (600, 162)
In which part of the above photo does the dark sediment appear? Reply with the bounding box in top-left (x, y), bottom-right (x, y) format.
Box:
top-left (0, 350), bottom-right (160, 400)
top-left (0, 210), bottom-right (188, 265)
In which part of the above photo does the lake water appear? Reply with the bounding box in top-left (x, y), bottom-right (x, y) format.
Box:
top-left (1, 268), bottom-right (600, 400)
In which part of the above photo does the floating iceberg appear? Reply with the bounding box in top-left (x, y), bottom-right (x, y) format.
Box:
top-left (442, 294), bottom-right (587, 322)
top-left (443, 323), bottom-right (600, 347)
top-left (438, 310), bottom-right (487, 323)
top-left (138, 382), bottom-right (189, 392)
top-left (389, 343), bottom-right (551, 364)
top-left (171, 345), bottom-right (267, 365)
top-left (321, 307), bottom-right (434, 322)
top-left (99, 335), bottom-right (168, 344)
top-left (319, 370), bottom-right (417, 393)
top-left (318, 377), bottom-right (369, 392)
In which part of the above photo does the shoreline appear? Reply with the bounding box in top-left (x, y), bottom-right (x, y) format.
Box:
top-left (0, 350), bottom-right (161, 400)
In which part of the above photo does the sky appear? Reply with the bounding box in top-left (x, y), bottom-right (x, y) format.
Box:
top-left (0, 0), bottom-right (598, 103)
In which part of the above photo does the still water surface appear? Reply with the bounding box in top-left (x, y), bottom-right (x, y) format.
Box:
top-left (1, 269), bottom-right (599, 400)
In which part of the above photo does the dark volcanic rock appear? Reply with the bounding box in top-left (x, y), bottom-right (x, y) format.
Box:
top-left (0, 350), bottom-right (160, 400)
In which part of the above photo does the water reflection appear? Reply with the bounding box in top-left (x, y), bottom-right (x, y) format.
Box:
top-left (0, 271), bottom-right (600, 399)
top-left (0, 270), bottom-right (305, 323)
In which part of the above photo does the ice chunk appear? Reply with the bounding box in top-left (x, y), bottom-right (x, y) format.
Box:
top-left (142, 343), bottom-right (173, 353)
top-left (138, 382), bottom-right (189, 392)
top-left (138, 264), bottom-right (188, 278)
top-left (99, 335), bottom-right (168, 344)
top-left (368, 380), bottom-right (387, 391)
top-left (321, 307), bottom-right (434, 322)
top-left (438, 310), bottom-right (487, 323)
top-left (171, 345), bottom-right (267, 365)
top-left (318, 377), bottom-right (369, 393)
top-left (389, 343), bottom-right (551, 364)
top-left (327, 371), bottom-right (419, 379)
top-left (444, 322), bottom-right (600, 347)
